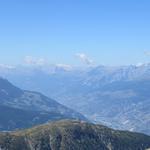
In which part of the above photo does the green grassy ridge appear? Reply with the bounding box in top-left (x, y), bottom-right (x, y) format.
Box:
top-left (0, 120), bottom-right (150, 150)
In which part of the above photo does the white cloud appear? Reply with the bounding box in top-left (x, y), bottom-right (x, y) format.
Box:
top-left (24, 56), bottom-right (47, 66)
top-left (75, 53), bottom-right (93, 65)
top-left (24, 56), bottom-right (73, 71)
top-left (55, 64), bottom-right (72, 71)
top-left (136, 62), bottom-right (144, 67)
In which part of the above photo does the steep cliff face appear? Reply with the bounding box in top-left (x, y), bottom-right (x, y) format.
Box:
top-left (0, 120), bottom-right (150, 150)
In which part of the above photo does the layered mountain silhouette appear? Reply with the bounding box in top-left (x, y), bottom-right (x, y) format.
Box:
top-left (1, 64), bottom-right (150, 134)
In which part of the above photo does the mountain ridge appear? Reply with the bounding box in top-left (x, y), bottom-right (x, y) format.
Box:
top-left (0, 77), bottom-right (87, 131)
top-left (0, 120), bottom-right (150, 150)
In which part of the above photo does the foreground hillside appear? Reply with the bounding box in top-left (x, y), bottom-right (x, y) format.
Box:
top-left (0, 77), bottom-right (86, 130)
top-left (0, 120), bottom-right (150, 150)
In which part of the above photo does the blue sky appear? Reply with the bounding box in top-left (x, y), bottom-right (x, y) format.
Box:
top-left (0, 0), bottom-right (150, 66)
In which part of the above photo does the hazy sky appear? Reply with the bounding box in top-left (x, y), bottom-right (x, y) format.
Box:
top-left (0, 0), bottom-right (150, 66)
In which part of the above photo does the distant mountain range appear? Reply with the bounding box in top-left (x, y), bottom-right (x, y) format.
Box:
top-left (0, 120), bottom-right (150, 150)
top-left (0, 64), bottom-right (150, 134)
top-left (0, 77), bottom-right (86, 131)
